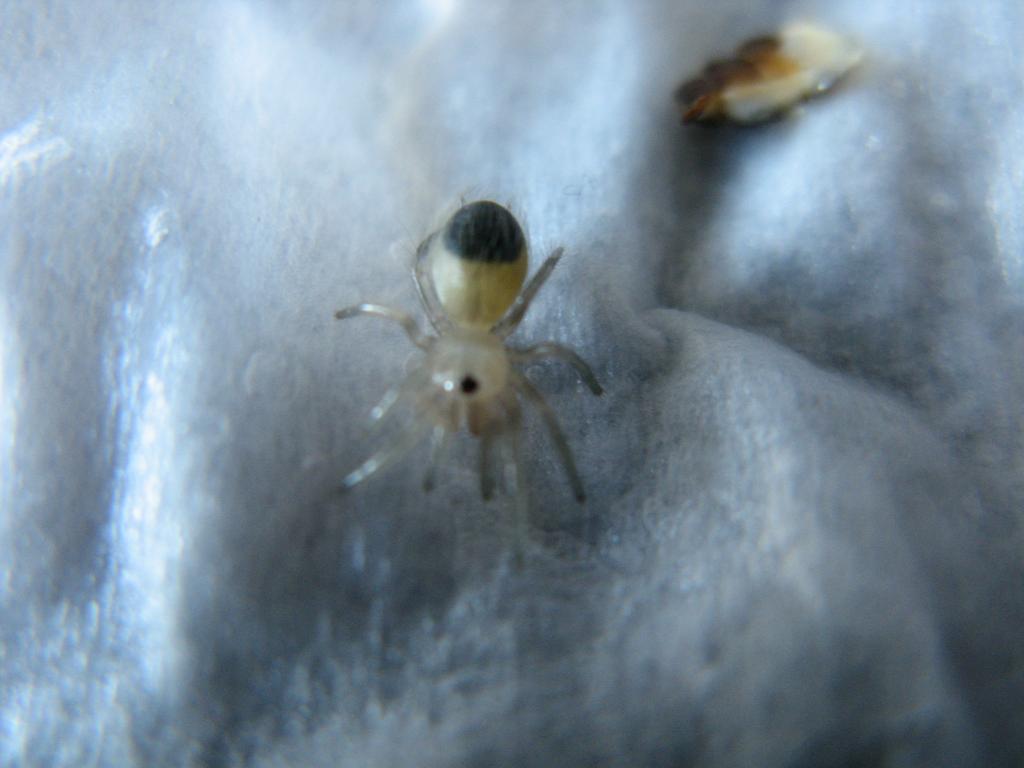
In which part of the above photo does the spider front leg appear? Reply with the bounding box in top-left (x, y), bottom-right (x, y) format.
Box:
top-left (333, 303), bottom-right (432, 490)
top-left (340, 417), bottom-right (433, 490)
top-left (412, 235), bottom-right (450, 333)
top-left (363, 368), bottom-right (429, 433)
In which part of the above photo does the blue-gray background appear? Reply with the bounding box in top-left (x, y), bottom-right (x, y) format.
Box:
top-left (2, 1), bottom-right (1022, 766)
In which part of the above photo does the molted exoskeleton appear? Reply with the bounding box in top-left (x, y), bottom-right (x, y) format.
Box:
top-left (334, 200), bottom-right (603, 555)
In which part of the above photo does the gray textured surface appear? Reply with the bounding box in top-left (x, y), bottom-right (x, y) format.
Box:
top-left (2, 1), bottom-right (1023, 766)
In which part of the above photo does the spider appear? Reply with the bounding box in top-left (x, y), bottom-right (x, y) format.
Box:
top-left (334, 200), bottom-right (603, 532)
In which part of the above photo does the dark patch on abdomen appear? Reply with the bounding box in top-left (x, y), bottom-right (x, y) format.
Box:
top-left (443, 200), bottom-right (525, 264)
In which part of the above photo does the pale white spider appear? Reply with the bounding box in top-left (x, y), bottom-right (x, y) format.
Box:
top-left (334, 200), bottom-right (602, 531)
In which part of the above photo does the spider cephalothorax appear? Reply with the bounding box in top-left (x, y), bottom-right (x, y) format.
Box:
top-left (334, 200), bottom-right (602, 533)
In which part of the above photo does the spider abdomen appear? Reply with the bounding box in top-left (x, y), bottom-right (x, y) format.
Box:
top-left (427, 201), bottom-right (528, 329)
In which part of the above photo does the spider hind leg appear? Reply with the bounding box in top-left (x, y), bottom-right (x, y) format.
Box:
top-left (422, 425), bottom-right (452, 492)
top-left (499, 427), bottom-right (529, 565)
top-left (479, 432), bottom-right (497, 500)
top-left (512, 370), bottom-right (587, 503)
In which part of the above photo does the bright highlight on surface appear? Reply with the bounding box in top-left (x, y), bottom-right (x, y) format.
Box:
top-left (0, 116), bottom-right (71, 188)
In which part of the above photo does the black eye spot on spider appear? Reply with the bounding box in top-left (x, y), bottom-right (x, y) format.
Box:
top-left (443, 200), bottom-right (525, 264)
top-left (460, 375), bottom-right (479, 395)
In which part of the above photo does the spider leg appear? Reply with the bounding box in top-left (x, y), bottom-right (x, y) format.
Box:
top-left (340, 419), bottom-right (432, 491)
top-left (334, 303), bottom-right (431, 350)
top-left (422, 425), bottom-right (452, 492)
top-left (366, 369), bottom-right (428, 432)
top-left (479, 432), bottom-right (496, 500)
top-left (491, 247), bottom-right (563, 337)
top-left (368, 385), bottom-right (401, 426)
top-left (500, 426), bottom-right (528, 565)
top-left (510, 342), bottom-right (603, 395)
top-left (512, 371), bottom-right (586, 503)
top-left (412, 235), bottom-right (449, 333)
